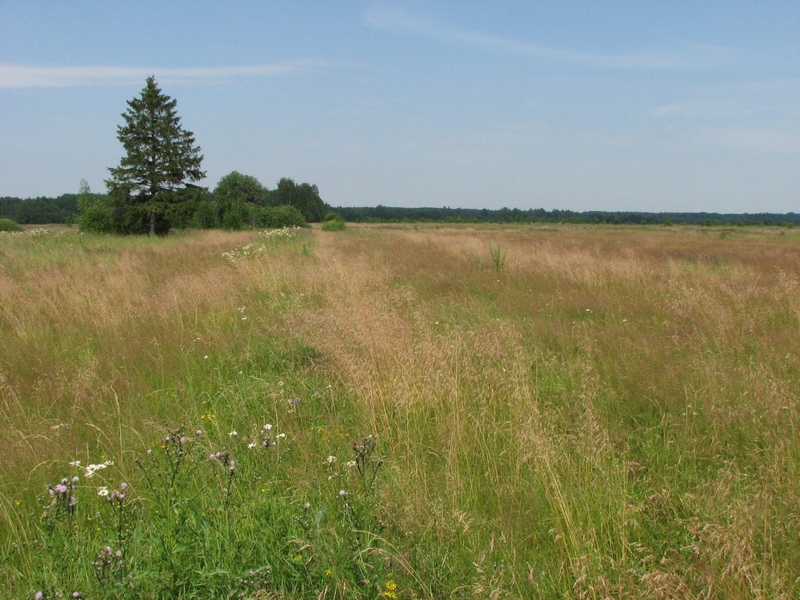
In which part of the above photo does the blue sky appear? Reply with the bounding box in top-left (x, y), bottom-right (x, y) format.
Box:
top-left (1, 1), bottom-right (798, 213)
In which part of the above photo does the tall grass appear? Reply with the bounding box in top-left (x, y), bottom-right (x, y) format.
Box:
top-left (1, 224), bottom-right (798, 598)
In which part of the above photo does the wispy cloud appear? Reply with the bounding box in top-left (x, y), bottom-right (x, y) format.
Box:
top-left (0, 61), bottom-right (330, 89)
top-left (363, 3), bottom-right (729, 71)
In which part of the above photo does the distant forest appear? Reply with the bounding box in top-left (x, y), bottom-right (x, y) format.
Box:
top-left (1, 193), bottom-right (797, 228)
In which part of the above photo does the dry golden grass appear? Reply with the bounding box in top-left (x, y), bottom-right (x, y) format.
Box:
top-left (1, 224), bottom-right (798, 597)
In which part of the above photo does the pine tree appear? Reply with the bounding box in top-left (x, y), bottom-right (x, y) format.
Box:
top-left (107, 76), bottom-right (205, 235)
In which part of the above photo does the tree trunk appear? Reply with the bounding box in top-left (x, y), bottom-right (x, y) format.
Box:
top-left (149, 209), bottom-right (156, 236)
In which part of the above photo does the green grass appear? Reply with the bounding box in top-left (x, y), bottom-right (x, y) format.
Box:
top-left (1, 224), bottom-right (799, 598)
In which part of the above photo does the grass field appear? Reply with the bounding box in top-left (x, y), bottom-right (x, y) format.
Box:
top-left (1, 224), bottom-right (798, 599)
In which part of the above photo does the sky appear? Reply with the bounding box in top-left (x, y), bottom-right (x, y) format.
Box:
top-left (0, 1), bottom-right (798, 214)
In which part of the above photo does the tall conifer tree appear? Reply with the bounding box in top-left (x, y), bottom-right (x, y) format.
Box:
top-left (107, 76), bottom-right (205, 235)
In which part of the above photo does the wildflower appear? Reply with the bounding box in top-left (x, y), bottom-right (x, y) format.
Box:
top-left (325, 456), bottom-right (337, 464)
top-left (303, 502), bottom-right (311, 510)
top-left (35, 593), bottom-right (43, 600)
top-left (71, 476), bottom-right (79, 483)
top-left (339, 489), bottom-right (347, 498)
top-left (97, 487), bottom-right (109, 497)
top-left (263, 423), bottom-right (272, 431)
top-left (276, 433), bottom-right (286, 439)
top-left (248, 443), bottom-right (257, 449)
top-left (69, 460), bottom-right (81, 467)
top-left (84, 461), bottom-right (113, 478)
top-left (382, 580), bottom-right (398, 599)
top-left (346, 460), bottom-right (357, 468)
top-left (229, 430), bottom-right (238, 437)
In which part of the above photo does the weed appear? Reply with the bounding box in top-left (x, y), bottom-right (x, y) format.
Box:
top-left (488, 242), bottom-right (507, 270)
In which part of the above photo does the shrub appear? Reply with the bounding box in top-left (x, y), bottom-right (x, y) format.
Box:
top-left (261, 205), bottom-right (308, 229)
top-left (76, 192), bottom-right (116, 234)
top-left (321, 212), bottom-right (346, 231)
top-left (0, 217), bottom-right (23, 232)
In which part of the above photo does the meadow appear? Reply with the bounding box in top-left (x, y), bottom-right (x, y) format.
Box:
top-left (0, 223), bottom-right (798, 599)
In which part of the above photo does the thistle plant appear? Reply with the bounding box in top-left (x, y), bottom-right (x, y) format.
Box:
top-left (351, 434), bottom-right (384, 494)
top-left (43, 476), bottom-right (80, 526)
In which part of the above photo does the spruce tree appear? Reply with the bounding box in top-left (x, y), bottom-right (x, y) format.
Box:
top-left (107, 76), bottom-right (205, 235)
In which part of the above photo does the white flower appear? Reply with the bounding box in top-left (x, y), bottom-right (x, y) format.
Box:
top-left (69, 460), bottom-right (81, 467)
top-left (263, 424), bottom-right (272, 431)
top-left (346, 460), bottom-right (357, 468)
top-left (247, 443), bottom-right (256, 449)
top-left (84, 461), bottom-right (113, 478)
top-left (325, 455), bottom-right (337, 464)
top-left (97, 487), bottom-right (109, 497)
top-left (229, 430), bottom-right (238, 437)
top-left (276, 433), bottom-right (286, 439)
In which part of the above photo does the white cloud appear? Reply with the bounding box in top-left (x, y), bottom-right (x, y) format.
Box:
top-left (0, 61), bottom-right (330, 89)
top-left (363, 3), bottom-right (730, 71)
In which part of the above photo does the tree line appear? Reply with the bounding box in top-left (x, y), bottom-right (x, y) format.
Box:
top-left (335, 206), bottom-right (799, 227)
top-left (4, 193), bottom-right (797, 229)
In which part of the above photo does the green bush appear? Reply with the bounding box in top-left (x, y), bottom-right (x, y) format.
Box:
top-left (321, 212), bottom-right (346, 231)
top-left (0, 217), bottom-right (23, 232)
top-left (261, 204), bottom-right (308, 229)
top-left (76, 194), bottom-right (116, 234)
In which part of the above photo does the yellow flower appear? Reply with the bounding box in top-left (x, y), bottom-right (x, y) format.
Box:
top-left (325, 569), bottom-right (333, 577)
top-left (382, 580), bottom-right (398, 598)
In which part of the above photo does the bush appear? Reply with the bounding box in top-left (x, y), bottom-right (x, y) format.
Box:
top-left (321, 212), bottom-right (346, 231)
top-left (261, 205), bottom-right (308, 229)
top-left (0, 217), bottom-right (23, 232)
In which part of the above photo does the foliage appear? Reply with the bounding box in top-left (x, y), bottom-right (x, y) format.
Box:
top-left (271, 178), bottom-right (326, 222)
top-left (262, 205), bottom-right (308, 229)
top-left (321, 211), bottom-right (346, 231)
top-left (106, 76), bottom-right (205, 235)
top-left (0, 216), bottom-right (23, 232)
top-left (214, 171), bottom-right (269, 230)
top-left (76, 179), bottom-right (114, 234)
top-left (0, 195), bottom-right (79, 224)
